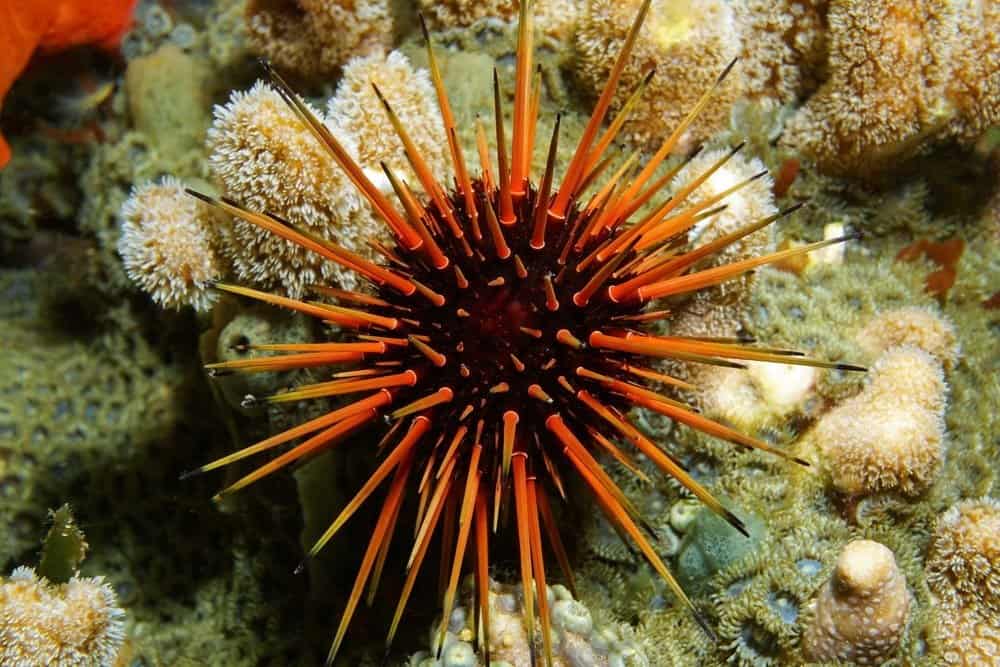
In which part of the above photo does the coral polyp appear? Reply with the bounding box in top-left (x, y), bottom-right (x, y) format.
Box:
top-left (182, 1), bottom-right (862, 663)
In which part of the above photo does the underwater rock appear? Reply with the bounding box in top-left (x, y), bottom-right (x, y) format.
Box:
top-left (125, 44), bottom-right (211, 164)
top-left (212, 303), bottom-right (318, 413)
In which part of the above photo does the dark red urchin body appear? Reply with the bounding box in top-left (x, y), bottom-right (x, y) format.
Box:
top-left (183, 1), bottom-right (864, 664)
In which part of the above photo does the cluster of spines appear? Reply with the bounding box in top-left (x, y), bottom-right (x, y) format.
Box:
top-left (183, 1), bottom-right (865, 664)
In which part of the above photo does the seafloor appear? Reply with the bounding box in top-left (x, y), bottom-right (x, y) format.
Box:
top-left (0, 1), bottom-right (997, 666)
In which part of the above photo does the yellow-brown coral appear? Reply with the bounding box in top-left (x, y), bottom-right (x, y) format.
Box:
top-left (733, 0), bottom-right (829, 104)
top-left (325, 50), bottom-right (450, 189)
top-left (244, 0), bottom-right (392, 79)
top-left (418, 0), bottom-right (582, 41)
top-left (813, 346), bottom-right (947, 496)
top-left (926, 498), bottom-right (1000, 666)
top-left (781, 0), bottom-right (999, 175)
top-left (207, 82), bottom-right (377, 295)
top-left (117, 177), bottom-right (224, 312)
top-left (575, 0), bottom-right (743, 149)
top-left (0, 566), bottom-right (125, 667)
top-left (802, 539), bottom-right (912, 664)
top-left (857, 306), bottom-right (960, 369)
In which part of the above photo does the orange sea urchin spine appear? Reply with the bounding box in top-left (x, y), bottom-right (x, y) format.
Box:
top-left (182, 1), bottom-right (864, 663)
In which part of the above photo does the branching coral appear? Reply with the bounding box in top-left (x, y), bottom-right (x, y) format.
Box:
top-left (207, 81), bottom-right (377, 295)
top-left (117, 177), bottom-right (224, 311)
top-left (802, 539), bottom-right (911, 664)
top-left (0, 566), bottom-right (126, 667)
top-left (575, 0), bottom-right (744, 149)
top-left (243, 0), bottom-right (392, 79)
top-left (813, 346), bottom-right (947, 496)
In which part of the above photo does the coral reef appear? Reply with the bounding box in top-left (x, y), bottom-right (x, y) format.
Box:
top-left (117, 177), bottom-right (224, 311)
top-left (926, 498), bottom-right (1000, 666)
top-left (326, 50), bottom-right (450, 187)
top-left (801, 539), bottom-right (911, 664)
top-left (781, 0), bottom-right (1000, 176)
top-left (813, 346), bottom-right (947, 496)
top-left (409, 578), bottom-right (649, 667)
top-left (244, 0), bottom-right (393, 79)
top-left (732, 0), bottom-right (828, 105)
top-left (574, 0), bottom-right (743, 149)
top-left (419, 0), bottom-right (582, 41)
top-left (0, 566), bottom-right (125, 666)
top-left (926, 497), bottom-right (1000, 613)
top-left (207, 81), bottom-right (374, 295)
top-left (856, 305), bottom-right (960, 369)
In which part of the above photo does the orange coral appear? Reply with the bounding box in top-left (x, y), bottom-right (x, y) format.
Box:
top-left (0, 0), bottom-right (137, 167)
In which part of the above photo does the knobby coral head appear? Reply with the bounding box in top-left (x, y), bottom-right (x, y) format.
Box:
top-left (177, 1), bottom-right (862, 663)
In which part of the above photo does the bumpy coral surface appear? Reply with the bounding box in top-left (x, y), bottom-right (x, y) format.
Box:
top-left (802, 539), bottom-right (911, 664)
top-left (419, 0), bottom-right (582, 40)
top-left (410, 578), bottom-right (648, 667)
top-left (927, 498), bottom-right (1000, 614)
top-left (244, 0), bottom-right (392, 79)
top-left (207, 82), bottom-right (377, 295)
top-left (575, 0), bottom-right (743, 149)
top-left (733, 0), bottom-right (828, 104)
top-left (0, 566), bottom-right (125, 667)
top-left (117, 177), bottom-right (223, 311)
top-left (857, 306), bottom-right (960, 369)
top-left (926, 498), bottom-right (1000, 666)
top-left (326, 50), bottom-right (450, 189)
top-left (814, 346), bottom-right (947, 496)
top-left (782, 0), bottom-right (999, 175)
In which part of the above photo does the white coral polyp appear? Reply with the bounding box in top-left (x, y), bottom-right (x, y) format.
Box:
top-left (117, 177), bottom-right (222, 312)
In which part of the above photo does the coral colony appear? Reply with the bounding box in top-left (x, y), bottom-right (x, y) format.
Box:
top-left (183, 0), bottom-right (863, 663)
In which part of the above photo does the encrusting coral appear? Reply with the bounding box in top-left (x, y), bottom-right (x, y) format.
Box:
top-left (813, 346), bottom-right (947, 496)
top-left (574, 0), bottom-right (744, 149)
top-left (926, 498), bottom-right (1000, 666)
top-left (801, 539), bottom-right (912, 664)
top-left (0, 566), bottom-right (126, 667)
top-left (243, 0), bottom-right (393, 79)
top-left (409, 578), bottom-right (649, 667)
top-left (117, 176), bottom-right (224, 311)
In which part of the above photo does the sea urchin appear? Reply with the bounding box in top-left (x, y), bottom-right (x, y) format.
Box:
top-left (183, 1), bottom-right (862, 663)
